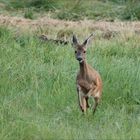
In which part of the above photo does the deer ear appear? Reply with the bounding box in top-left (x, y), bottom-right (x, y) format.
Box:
top-left (72, 35), bottom-right (78, 46)
top-left (83, 33), bottom-right (94, 47)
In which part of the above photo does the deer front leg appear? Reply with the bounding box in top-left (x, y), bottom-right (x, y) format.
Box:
top-left (85, 97), bottom-right (89, 108)
top-left (81, 96), bottom-right (87, 113)
top-left (77, 86), bottom-right (87, 113)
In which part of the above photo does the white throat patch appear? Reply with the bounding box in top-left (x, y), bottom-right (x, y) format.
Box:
top-left (79, 60), bottom-right (83, 63)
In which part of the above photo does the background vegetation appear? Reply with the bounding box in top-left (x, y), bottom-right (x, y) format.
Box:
top-left (0, 0), bottom-right (140, 21)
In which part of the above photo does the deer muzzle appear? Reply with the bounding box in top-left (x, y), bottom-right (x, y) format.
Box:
top-left (77, 56), bottom-right (83, 63)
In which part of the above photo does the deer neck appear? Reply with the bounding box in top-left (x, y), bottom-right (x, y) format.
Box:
top-left (79, 61), bottom-right (88, 77)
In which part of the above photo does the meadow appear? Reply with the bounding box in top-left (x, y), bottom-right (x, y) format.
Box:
top-left (0, 0), bottom-right (140, 139)
top-left (0, 24), bottom-right (140, 139)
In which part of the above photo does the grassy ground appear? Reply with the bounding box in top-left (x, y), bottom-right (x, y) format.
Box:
top-left (0, 26), bottom-right (140, 139)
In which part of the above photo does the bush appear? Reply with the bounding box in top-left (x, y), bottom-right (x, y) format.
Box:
top-left (24, 8), bottom-right (34, 19)
top-left (6, 0), bottom-right (28, 9)
top-left (123, 0), bottom-right (140, 20)
top-left (1, 0), bottom-right (140, 21)
top-left (29, 0), bottom-right (57, 11)
top-left (2, 0), bottom-right (57, 11)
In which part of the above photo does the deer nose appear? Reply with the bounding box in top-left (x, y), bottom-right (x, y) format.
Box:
top-left (77, 56), bottom-right (83, 61)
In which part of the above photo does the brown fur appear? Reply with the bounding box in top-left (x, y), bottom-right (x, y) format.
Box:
top-left (72, 34), bottom-right (102, 113)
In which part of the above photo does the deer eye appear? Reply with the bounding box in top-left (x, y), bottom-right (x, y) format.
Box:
top-left (83, 51), bottom-right (86, 53)
top-left (75, 51), bottom-right (77, 53)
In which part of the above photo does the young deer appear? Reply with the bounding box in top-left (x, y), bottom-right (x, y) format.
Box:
top-left (72, 34), bottom-right (102, 114)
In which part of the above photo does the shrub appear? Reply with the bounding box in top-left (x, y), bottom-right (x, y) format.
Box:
top-left (28, 0), bottom-right (57, 11)
top-left (123, 0), bottom-right (140, 20)
top-left (1, 0), bottom-right (57, 11)
top-left (24, 8), bottom-right (34, 19)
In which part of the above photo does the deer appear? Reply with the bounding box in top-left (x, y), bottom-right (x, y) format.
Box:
top-left (72, 33), bottom-right (102, 114)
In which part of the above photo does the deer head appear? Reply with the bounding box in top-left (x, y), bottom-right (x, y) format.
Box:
top-left (72, 33), bottom-right (94, 63)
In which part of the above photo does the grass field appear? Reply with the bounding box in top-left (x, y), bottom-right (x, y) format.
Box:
top-left (0, 25), bottom-right (140, 139)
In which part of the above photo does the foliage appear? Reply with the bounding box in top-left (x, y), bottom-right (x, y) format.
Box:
top-left (123, 0), bottom-right (140, 20)
top-left (0, 0), bottom-right (140, 21)
top-left (24, 8), bottom-right (34, 19)
top-left (28, 0), bottom-right (57, 11)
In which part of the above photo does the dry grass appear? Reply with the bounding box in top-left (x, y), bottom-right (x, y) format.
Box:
top-left (1, 15), bottom-right (140, 40)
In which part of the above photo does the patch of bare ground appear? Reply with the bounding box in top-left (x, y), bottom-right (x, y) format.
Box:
top-left (1, 15), bottom-right (140, 40)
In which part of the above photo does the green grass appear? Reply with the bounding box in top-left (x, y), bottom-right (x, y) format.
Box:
top-left (1, 0), bottom-right (140, 21)
top-left (0, 26), bottom-right (140, 139)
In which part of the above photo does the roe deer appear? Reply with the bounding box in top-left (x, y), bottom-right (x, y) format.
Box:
top-left (72, 34), bottom-right (102, 114)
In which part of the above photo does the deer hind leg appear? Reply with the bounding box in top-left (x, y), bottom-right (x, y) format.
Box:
top-left (92, 91), bottom-right (101, 114)
top-left (93, 97), bottom-right (100, 114)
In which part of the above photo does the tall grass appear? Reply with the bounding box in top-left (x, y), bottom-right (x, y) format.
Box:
top-left (0, 26), bottom-right (140, 139)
